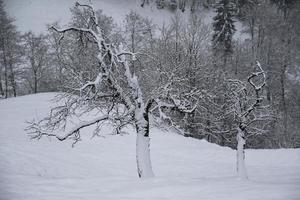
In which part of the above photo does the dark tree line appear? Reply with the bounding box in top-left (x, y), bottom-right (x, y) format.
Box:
top-left (141, 0), bottom-right (300, 148)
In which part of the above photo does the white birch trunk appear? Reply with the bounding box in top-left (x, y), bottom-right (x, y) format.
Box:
top-left (236, 127), bottom-right (248, 180)
top-left (136, 130), bottom-right (154, 178)
top-left (135, 110), bottom-right (154, 178)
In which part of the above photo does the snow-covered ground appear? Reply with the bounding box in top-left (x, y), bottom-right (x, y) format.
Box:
top-left (0, 93), bottom-right (299, 200)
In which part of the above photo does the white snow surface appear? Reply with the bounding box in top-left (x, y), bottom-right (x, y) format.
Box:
top-left (0, 93), bottom-right (299, 200)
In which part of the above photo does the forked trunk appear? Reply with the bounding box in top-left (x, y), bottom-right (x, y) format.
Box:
top-left (135, 111), bottom-right (154, 178)
top-left (236, 127), bottom-right (248, 180)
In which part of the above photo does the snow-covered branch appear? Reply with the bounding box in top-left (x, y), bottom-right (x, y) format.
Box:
top-left (50, 26), bottom-right (99, 44)
top-left (243, 61), bottom-right (266, 118)
top-left (27, 115), bottom-right (110, 146)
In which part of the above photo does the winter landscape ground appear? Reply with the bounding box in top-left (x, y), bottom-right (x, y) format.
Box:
top-left (0, 93), bottom-right (299, 200)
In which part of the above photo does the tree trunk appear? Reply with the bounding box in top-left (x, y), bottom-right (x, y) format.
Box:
top-left (0, 71), bottom-right (4, 97)
top-left (135, 110), bottom-right (154, 178)
top-left (2, 44), bottom-right (8, 98)
top-left (236, 127), bottom-right (248, 180)
top-left (34, 71), bottom-right (38, 94)
top-left (131, 28), bottom-right (135, 73)
top-left (266, 39), bottom-right (272, 102)
top-left (280, 64), bottom-right (287, 136)
top-left (250, 17), bottom-right (255, 61)
top-left (8, 61), bottom-right (16, 97)
top-left (4, 58), bottom-right (8, 98)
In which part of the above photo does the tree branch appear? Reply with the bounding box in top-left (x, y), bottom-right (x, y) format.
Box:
top-left (27, 115), bottom-right (110, 143)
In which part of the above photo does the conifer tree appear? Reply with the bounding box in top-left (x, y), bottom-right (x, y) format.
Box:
top-left (212, 0), bottom-right (236, 62)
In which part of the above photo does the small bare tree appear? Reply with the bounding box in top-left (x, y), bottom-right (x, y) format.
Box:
top-left (226, 61), bottom-right (273, 179)
top-left (27, 1), bottom-right (197, 178)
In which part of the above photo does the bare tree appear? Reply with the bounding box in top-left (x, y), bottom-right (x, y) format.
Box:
top-left (27, 1), bottom-right (197, 178)
top-left (226, 61), bottom-right (273, 179)
top-left (23, 32), bottom-right (49, 94)
top-left (0, 0), bottom-right (20, 98)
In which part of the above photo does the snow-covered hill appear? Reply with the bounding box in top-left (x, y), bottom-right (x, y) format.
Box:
top-left (0, 93), bottom-right (299, 200)
top-left (4, 0), bottom-right (177, 33)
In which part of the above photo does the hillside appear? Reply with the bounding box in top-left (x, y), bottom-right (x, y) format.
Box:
top-left (0, 93), bottom-right (299, 200)
top-left (4, 0), bottom-right (247, 40)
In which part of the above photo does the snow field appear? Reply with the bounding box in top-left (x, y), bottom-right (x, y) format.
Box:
top-left (0, 93), bottom-right (299, 200)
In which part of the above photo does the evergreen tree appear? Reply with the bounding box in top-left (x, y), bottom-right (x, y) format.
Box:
top-left (212, 0), bottom-right (236, 60)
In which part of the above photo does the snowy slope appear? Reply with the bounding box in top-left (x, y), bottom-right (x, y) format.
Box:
top-left (4, 0), bottom-right (175, 33)
top-left (0, 93), bottom-right (299, 200)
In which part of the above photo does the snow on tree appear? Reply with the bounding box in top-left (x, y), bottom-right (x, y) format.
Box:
top-left (225, 61), bottom-right (273, 179)
top-left (26, 1), bottom-right (197, 178)
top-left (123, 11), bottom-right (154, 76)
